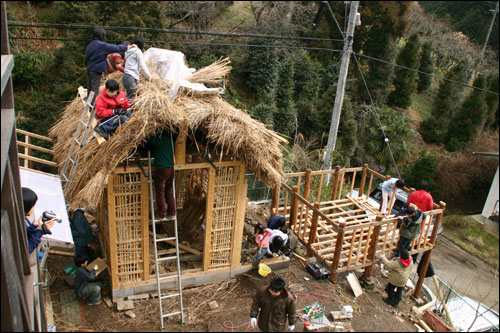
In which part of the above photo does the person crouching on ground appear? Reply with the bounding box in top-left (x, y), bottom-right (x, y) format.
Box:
top-left (252, 223), bottom-right (273, 268)
top-left (250, 277), bottom-right (296, 332)
top-left (377, 249), bottom-right (415, 308)
top-left (74, 254), bottom-right (102, 306)
top-left (94, 79), bottom-right (131, 139)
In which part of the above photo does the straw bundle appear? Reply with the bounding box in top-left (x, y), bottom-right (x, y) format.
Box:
top-left (50, 57), bottom-right (284, 208)
top-left (185, 57), bottom-right (231, 85)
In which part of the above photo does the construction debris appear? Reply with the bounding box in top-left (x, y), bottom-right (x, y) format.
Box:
top-left (124, 311), bottom-right (136, 319)
top-left (346, 273), bottom-right (363, 298)
top-left (116, 300), bottom-right (134, 311)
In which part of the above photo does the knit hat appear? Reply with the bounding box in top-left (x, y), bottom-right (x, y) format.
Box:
top-left (399, 250), bottom-right (411, 267)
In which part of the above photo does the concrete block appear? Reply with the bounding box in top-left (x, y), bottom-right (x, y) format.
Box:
top-left (124, 311), bottom-right (136, 319)
top-left (116, 300), bottom-right (134, 311)
top-left (208, 301), bottom-right (219, 310)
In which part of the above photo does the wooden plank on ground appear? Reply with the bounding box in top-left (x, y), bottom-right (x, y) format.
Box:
top-left (346, 272), bottom-right (363, 297)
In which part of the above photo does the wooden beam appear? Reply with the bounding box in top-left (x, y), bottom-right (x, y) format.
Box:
top-left (174, 126), bottom-right (187, 165)
top-left (289, 186), bottom-right (299, 232)
top-left (362, 217), bottom-right (382, 280)
top-left (331, 166), bottom-right (341, 201)
top-left (307, 203), bottom-right (320, 257)
top-left (359, 164), bottom-right (368, 197)
top-left (330, 225), bottom-right (345, 284)
top-left (203, 169), bottom-right (216, 271)
top-left (17, 153), bottom-right (57, 167)
top-left (141, 169), bottom-right (149, 281)
top-left (107, 175), bottom-right (119, 288)
top-left (15, 128), bottom-right (53, 142)
top-left (231, 165), bottom-right (247, 268)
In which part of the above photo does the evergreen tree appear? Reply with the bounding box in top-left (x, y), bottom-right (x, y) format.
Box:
top-left (446, 75), bottom-right (487, 152)
top-left (273, 57), bottom-right (296, 137)
top-left (484, 74), bottom-right (499, 131)
top-left (336, 97), bottom-right (358, 164)
top-left (403, 150), bottom-right (439, 196)
top-left (420, 64), bottom-right (466, 143)
top-left (244, 39), bottom-right (279, 99)
top-left (387, 33), bottom-right (421, 109)
top-left (417, 42), bottom-right (433, 93)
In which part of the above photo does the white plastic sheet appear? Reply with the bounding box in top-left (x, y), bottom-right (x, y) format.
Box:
top-left (20, 169), bottom-right (73, 247)
top-left (143, 48), bottom-right (222, 99)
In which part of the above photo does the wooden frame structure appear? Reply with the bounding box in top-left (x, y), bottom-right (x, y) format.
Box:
top-left (96, 131), bottom-right (249, 296)
top-left (271, 164), bottom-right (446, 297)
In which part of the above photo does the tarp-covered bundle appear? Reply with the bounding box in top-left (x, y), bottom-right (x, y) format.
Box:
top-left (49, 50), bottom-right (285, 208)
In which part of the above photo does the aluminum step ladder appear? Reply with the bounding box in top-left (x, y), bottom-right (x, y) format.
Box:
top-left (60, 90), bottom-right (96, 192)
top-left (147, 150), bottom-right (184, 329)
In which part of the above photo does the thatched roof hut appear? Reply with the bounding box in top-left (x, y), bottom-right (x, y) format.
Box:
top-left (49, 57), bottom-right (286, 208)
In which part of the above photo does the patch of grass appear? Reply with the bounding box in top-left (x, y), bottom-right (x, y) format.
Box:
top-left (412, 93), bottom-right (433, 119)
top-left (442, 215), bottom-right (499, 267)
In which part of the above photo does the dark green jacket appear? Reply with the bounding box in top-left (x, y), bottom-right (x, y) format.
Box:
top-left (148, 132), bottom-right (176, 169)
top-left (400, 210), bottom-right (424, 240)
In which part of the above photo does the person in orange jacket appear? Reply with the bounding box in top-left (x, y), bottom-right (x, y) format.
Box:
top-left (94, 79), bottom-right (131, 138)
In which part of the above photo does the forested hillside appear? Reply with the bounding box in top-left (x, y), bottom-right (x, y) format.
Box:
top-left (6, 1), bottom-right (499, 214)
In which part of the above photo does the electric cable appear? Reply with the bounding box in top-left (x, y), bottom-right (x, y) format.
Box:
top-left (354, 52), bottom-right (499, 96)
top-left (9, 35), bottom-right (343, 53)
top-left (352, 52), bottom-right (402, 178)
top-left (324, 1), bottom-right (345, 38)
top-left (8, 22), bottom-right (344, 42)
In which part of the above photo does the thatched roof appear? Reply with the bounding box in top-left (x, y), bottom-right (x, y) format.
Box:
top-left (49, 57), bottom-right (285, 208)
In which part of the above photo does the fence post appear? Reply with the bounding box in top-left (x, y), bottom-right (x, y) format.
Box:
top-left (363, 216), bottom-right (382, 280)
top-left (307, 203), bottom-right (320, 257)
top-left (330, 222), bottom-right (345, 283)
top-left (271, 183), bottom-right (280, 216)
top-left (331, 166), bottom-right (341, 201)
top-left (414, 201), bottom-right (446, 298)
top-left (289, 186), bottom-right (299, 232)
top-left (359, 164), bottom-right (368, 197)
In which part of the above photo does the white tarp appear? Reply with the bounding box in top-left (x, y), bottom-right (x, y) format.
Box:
top-left (20, 168), bottom-right (73, 247)
top-left (143, 47), bottom-right (223, 99)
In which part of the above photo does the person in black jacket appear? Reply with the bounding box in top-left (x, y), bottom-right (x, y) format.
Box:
top-left (74, 254), bottom-right (102, 306)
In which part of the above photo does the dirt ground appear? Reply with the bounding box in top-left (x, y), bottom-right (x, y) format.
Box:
top-left (45, 205), bottom-right (499, 332)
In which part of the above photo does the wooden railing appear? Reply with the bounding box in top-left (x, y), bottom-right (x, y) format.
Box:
top-left (271, 164), bottom-right (446, 298)
top-left (16, 128), bottom-right (57, 171)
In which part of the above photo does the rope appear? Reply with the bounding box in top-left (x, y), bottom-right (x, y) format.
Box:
top-left (290, 286), bottom-right (330, 306)
top-left (352, 52), bottom-right (402, 178)
top-left (222, 320), bottom-right (252, 332)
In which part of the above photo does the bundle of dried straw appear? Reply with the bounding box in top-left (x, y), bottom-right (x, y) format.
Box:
top-left (49, 57), bottom-right (285, 208)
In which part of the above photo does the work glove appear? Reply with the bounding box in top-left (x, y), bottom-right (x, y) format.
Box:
top-left (112, 109), bottom-right (121, 116)
top-left (250, 317), bottom-right (257, 329)
top-left (288, 324), bottom-right (295, 331)
top-left (93, 265), bottom-right (99, 271)
top-left (118, 108), bottom-right (128, 115)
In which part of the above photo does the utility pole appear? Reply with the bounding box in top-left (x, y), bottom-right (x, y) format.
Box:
top-left (472, 1), bottom-right (498, 82)
top-left (322, 1), bottom-right (359, 173)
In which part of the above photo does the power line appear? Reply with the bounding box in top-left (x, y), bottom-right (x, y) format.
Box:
top-left (8, 22), bottom-right (344, 43)
top-left (354, 52), bottom-right (499, 96)
top-left (352, 52), bottom-right (402, 178)
top-left (9, 36), bottom-right (343, 53)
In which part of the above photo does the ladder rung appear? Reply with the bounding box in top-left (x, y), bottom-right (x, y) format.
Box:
top-left (162, 311), bottom-right (181, 318)
top-left (158, 274), bottom-right (179, 281)
top-left (155, 237), bottom-right (176, 242)
top-left (157, 255), bottom-right (177, 262)
top-left (160, 293), bottom-right (180, 300)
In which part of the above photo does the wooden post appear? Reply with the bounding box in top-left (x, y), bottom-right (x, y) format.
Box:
top-left (141, 169), bottom-right (149, 281)
top-left (231, 165), bottom-right (247, 268)
top-left (303, 169), bottom-right (312, 200)
top-left (202, 169), bottom-right (216, 271)
top-left (174, 126), bottom-right (187, 165)
top-left (107, 174), bottom-right (119, 288)
top-left (363, 217), bottom-right (382, 280)
top-left (331, 166), bottom-right (341, 201)
top-left (307, 203), bottom-right (320, 257)
top-left (289, 186), bottom-right (299, 232)
top-left (359, 164), bottom-right (368, 197)
top-left (271, 184), bottom-right (280, 216)
top-left (24, 134), bottom-right (31, 168)
top-left (414, 201), bottom-right (446, 298)
top-left (330, 223), bottom-right (345, 283)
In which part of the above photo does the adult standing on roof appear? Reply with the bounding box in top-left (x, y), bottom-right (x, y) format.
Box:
top-left (86, 27), bottom-right (132, 105)
top-left (122, 34), bottom-right (152, 101)
top-left (250, 277), bottom-right (296, 332)
top-left (407, 181), bottom-right (434, 212)
top-left (381, 178), bottom-right (405, 216)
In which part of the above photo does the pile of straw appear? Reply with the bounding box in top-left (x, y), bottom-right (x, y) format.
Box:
top-left (49, 57), bottom-right (285, 208)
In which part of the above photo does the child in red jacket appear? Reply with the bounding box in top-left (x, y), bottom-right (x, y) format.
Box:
top-left (94, 79), bottom-right (131, 139)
